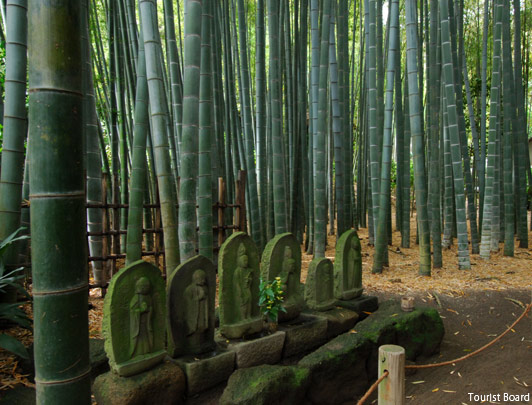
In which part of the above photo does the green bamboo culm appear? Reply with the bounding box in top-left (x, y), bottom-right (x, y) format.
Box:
top-left (373, 0), bottom-right (399, 274)
top-left (29, 1), bottom-right (91, 403)
top-left (405, 0), bottom-right (431, 275)
top-left (198, 0), bottom-right (213, 260)
top-left (267, 0), bottom-right (288, 235)
top-left (139, 0), bottom-right (181, 273)
top-left (125, 29), bottom-right (149, 265)
top-left (439, 0), bottom-right (470, 270)
top-left (0, 0), bottom-right (28, 300)
top-left (179, 0), bottom-right (202, 261)
top-left (313, 0), bottom-right (332, 258)
top-left (480, 0), bottom-right (503, 260)
top-left (501, 0), bottom-right (514, 257)
top-left (83, 0), bottom-right (104, 285)
top-left (237, 0), bottom-right (262, 249)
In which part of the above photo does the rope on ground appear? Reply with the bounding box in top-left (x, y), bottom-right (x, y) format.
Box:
top-left (356, 370), bottom-right (389, 405)
top-left (405, 302), bottom-right (532, 370)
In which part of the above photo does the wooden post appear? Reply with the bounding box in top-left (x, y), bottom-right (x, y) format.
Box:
top-left (218, 177), bottom-right (225, 248)
top-left (378, 345), bottom-right (405, 405)
top-left (237, 171), bottom-right (247, 233)
top-left (101, 173), bottom-right (113, 284)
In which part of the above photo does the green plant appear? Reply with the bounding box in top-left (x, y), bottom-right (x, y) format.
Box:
top-left (0, 228), bottom-right (31, 359)
top-left (258, 277), bottom-right (286, 323)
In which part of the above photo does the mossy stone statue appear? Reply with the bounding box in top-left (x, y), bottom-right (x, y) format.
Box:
top-left (334, 230), bottom-right (363, 300)
top-left (103, 260), bottom-right (166, 377)
top-left (167, 255), bottom-right (216, 357)
top-left (304, 257), bottom-right (335, 311)
top-left (261, 233), bottom-right (304, 322)
top-left (219, 232), bottom-right (263, 339)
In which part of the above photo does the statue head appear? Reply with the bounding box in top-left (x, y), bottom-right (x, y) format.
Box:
top-left (237, 244), bottom-right (249, 267)
top-left (282, 246), bottom-right (295, 272)
top-left (192, 269), bottom-right (207, 286)
top-left (135, 277), bottom-right (151, 295)
top-left (351, 236), bottom-right (357, 250)
top-left (283, 246), bottom-right (293, 259)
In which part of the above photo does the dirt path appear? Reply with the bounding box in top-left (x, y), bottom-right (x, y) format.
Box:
top-left (360, 289), bottom-right (532, 405)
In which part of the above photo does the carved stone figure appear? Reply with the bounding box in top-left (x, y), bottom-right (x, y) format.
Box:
top-left (103, 260), bottom-right (166, 377)
top-left (334, 230), bottom-right (363, 301)
top-left (304, 257), bottom-right (335, 311)
top-left (167, 255), bottom-right (216, 356)
top-left (129, 277), bottom-right (154, 358)
top-left (261, 233), bottom-right (303, 322)
top-left (234, 244), bottom-right (253, 319)
top-left (219, 232), bottom-right (263, 339)
top-left (184, 270), bottom-right (209, 337)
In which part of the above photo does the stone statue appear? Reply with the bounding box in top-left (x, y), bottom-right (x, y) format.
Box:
top-left (103, 260), bottom-right (166, 377)
top-left (184, 269), bottom-right (209, 337)
top-left (167, 255), bottom-right (216, 356)
top-left (279, 246), bottom-right (298, 304)
top-left (304, 257), bottom-right (335, 311)
top-left (129, 277), bottom-right (154, 358)
top-left (219, 232), bottom-right (263, 339)
top-left (261, 233), bottom-right (303, 322)
top-left (234, 244), bottom-right (253, 320)
top-left (334, 230), bottom-right (363, 300)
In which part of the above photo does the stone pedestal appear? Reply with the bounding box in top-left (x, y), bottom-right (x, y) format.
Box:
top-left (92, 361), bottom-right (185, 405)
top-left (335, 295), bottom-right (378, 320)
top-left (279, 314), bottom-right (327, 358)
top-left (216, 330), bottom-right (286, 368)
top-left (175, 349), bottom-right (235, 396)
top-left (307, 307), bottom-right (360, 339)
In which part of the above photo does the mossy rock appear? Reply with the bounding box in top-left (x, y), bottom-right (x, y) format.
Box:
top-left (92, 361), bottom-right (185, 405)
top-left (220, 365), bottom-right (310, 405)
top-left (298, 300), bottom-right (444, 404)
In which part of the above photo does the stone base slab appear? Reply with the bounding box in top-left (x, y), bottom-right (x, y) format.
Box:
top-left (92, 360), bottom-right (185, 405)
top-left (175, 349), bottom-right (235, 396)
top-left (308, 307), bottom-right (360, 339)
top-left (216, 331), bottom-right (286, 369)
top-left (279, 313), bottom-right (327, 358)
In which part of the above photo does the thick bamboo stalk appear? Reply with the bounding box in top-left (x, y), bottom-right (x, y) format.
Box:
top-left (29, 1), bottom-right (91, 402)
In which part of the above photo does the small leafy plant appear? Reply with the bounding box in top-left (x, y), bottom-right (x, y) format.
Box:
top-left (0, 228), bottom-right (31, 359)
top-left (258, 277), bottom-right (286, 323)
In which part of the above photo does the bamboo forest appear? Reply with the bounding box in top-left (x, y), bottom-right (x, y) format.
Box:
top-left (0, 0), bottom-right (532, 404)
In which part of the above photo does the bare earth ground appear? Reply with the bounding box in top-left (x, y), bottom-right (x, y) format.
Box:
top-left (1, 213), bottom-right (531, 404)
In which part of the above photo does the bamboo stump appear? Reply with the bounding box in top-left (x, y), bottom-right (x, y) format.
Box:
top-left (378, 345), bottom-right (405, 405)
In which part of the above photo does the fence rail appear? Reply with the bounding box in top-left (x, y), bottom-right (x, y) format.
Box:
top-left (22, 171), bottom-right (248, 291)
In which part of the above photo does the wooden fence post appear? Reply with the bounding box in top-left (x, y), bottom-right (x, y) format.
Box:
top-left (101, 173), bottom-right (112, 284)
top-left (237, 171), bottom-right (247, 233)
top-left (218, 177), bottom-right (225, 248)
top-left (378, 345), bottom-right (405, 405)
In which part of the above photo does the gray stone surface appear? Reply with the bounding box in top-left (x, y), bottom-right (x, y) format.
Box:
top-left (220, 365), bottom-right (310, 405)
top-left (92, 360), bottom-right (185, 405)
top-left (217, 330), bottom-right (286, 368)
top-left (175, 349), bottom-right (235, 396)
top-left (90, 338), bottom-right (109, 379)
top-left (167, 255), bottom-right (216, 357)
top-left (307, 307), bottom-right (359, 339)
top-left (335, 295), bottom-right (379, 319)
top-left (279, 314), bottom-right (328, 358)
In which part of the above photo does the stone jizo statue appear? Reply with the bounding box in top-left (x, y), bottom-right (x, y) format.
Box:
top-left (130, 277), bottom-right (154, 358)
top-left (184, 269), bottom-right (209, 337)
